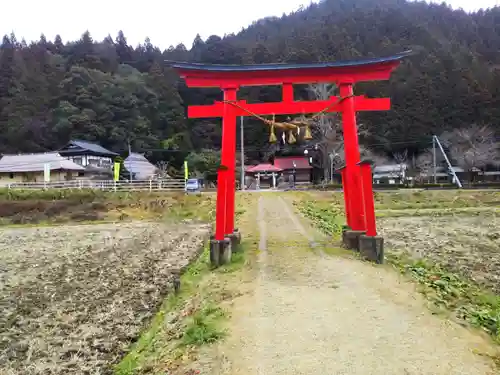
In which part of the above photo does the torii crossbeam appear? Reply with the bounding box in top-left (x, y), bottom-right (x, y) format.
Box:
top-left (168, 51), bottom-right (410, 257)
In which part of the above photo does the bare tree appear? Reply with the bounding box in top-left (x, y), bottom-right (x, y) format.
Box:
top-left (392, 149), bottom-right (408, 183)
top-left (307, 83), bottom-right (342, 181)
top-left (441, 125), bottom-right (499, 183)
top-left (392, 149), bottom-right (408, 165)
top-left (302, 83), bottom-right (372, 181)
top-left (416, 150), bottom-right (434, 183)
top-left (156, 161), bottom-right (171, 179)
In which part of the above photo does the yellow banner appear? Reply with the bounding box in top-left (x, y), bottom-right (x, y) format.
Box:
top-left (113, 162), bottom-right (120, 181)
top-left (184, 160), bottom-right (188, 180)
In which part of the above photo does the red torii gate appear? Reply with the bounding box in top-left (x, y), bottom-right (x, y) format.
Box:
top-left (168, 51), bottom-right (410, 258)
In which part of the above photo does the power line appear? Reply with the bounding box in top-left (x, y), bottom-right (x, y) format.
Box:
top-left (9, 133), bottom-right (494, 166)
top-left (121, 139), bottom-right (436, 153)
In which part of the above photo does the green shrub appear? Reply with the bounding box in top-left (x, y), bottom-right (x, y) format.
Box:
top-left (181, 305), bottom-right (226, 346)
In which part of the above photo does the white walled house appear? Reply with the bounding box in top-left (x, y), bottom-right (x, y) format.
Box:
top-left (0, 152), bottom-right (85, 185)
top-left (58, 140), bottom-right (118, 168)
top-left (372, 164), bottom-right (408, 184)
top-left (58, 140), bottom-right (118, 179)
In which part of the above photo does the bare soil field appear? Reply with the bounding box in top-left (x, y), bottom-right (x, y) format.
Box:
top-left (0, 221), bottom-right (210, 375)
top-left (307, 189), bottom-right (500, 210)
top-left (379, 213), bottom-right (500, 293)
top-left (0, 190), bottom-right (215, 225)
top-left (299, 190), bottom-right (500, 292)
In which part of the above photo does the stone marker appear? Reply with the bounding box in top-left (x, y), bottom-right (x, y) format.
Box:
top-left (228, 228), bottom-right (242, 252)
top-left (359, 235), bottom-right (384, 264)
top-left (209, 236), bottom-right (221, 267)
top-left (342, 230), bottom-right (366, 251)
top-left (221, 237), bottom-right (232, 264)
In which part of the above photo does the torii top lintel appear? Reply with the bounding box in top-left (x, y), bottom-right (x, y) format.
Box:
top-left (166, 50), bottom-right (411, 88)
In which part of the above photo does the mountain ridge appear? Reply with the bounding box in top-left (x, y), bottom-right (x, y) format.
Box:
top-left (0, 0), bottom-right (498, 170)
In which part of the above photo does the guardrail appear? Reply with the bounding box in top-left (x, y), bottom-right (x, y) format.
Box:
top-left (3, 179), bottom-right (187, 191)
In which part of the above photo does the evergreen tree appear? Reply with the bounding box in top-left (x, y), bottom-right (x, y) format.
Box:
top-left (0, 0), bottom-right (498, 166)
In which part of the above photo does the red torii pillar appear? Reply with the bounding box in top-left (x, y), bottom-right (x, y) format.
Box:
top-left (339, 83), bottom-right (365, 231)
top-left (218, 87), bottom-right (238, 240)
top-left (168, 52), bottom-right (410, 255)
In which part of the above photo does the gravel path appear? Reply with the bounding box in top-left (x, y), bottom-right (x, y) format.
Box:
top-left (217, 195), bottom-right (495, 375)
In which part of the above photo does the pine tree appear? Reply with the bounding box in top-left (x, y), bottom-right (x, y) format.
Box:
top-left (115, 30), bottom-right (133, 64)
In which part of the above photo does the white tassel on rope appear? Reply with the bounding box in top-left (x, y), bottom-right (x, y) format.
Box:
top-left (281, 132), bottom-right (286, 144)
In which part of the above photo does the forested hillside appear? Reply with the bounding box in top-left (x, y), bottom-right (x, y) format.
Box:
top-left (0, 0), bottom-right (499, 170)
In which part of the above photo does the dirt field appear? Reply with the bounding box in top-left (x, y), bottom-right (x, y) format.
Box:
top-left (379, 213), bottom-right (500, 293)
top-left (0, 222), bottom-right (210, 375)
top-left (298, 190), bottom-right (500, 293)
top-left (0, 190), bottom-right (215, 225)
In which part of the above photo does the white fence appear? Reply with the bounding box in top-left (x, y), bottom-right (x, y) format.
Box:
top-left (3, 179), bottom-right (187, 191)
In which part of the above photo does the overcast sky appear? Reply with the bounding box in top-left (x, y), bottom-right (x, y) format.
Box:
top-left (2, 0), bottom-right (499, 50)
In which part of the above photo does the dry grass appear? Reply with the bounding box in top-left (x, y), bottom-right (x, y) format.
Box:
top-left (306, 189), bottom-right (500, 211)
top-left (0, 222), bottom-right (210, 375)
top-left (379, 214), bottom-right (500, 293)
top-left (0, 191), bottom-right (215, 225)
top-left (298, 190), bottom-right (500, 291)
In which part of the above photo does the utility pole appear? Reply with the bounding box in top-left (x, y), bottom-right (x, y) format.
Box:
top-left (329, 153), bottom-right (334, 183)
top-left (240, 116), bottom-right (245, 191)
top-left (432, 136), bottom-right (437, 183)
top-left (433, 135), bottom-right (462, 188)
top-left (128, 139), bottom-right (133, 182)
